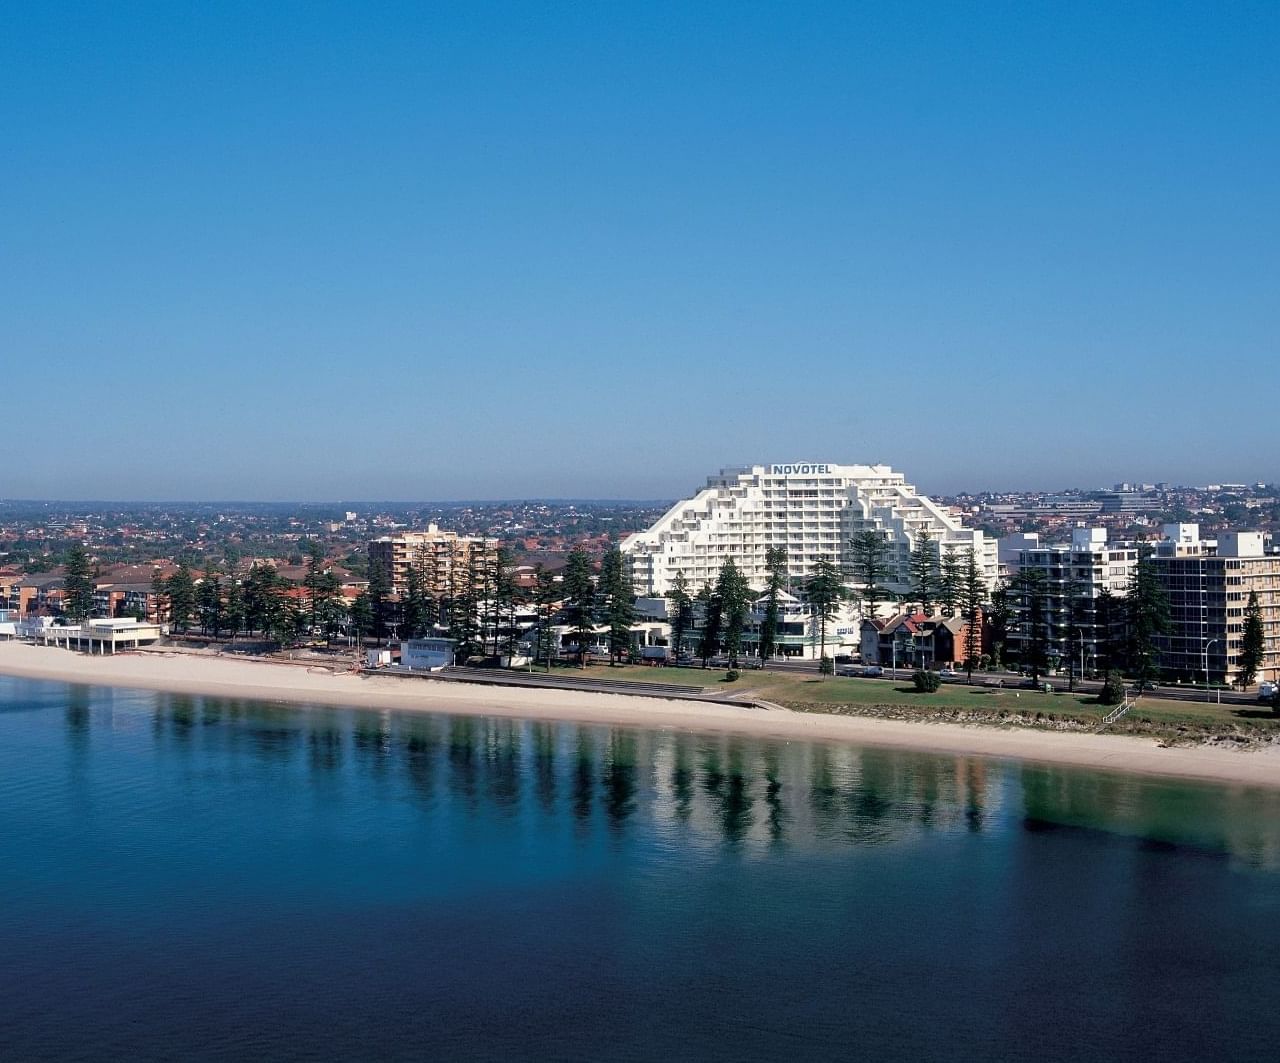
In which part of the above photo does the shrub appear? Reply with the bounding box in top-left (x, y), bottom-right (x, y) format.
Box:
top-left (725, 669), bottom-right (739, 683)
top-left (913, 669), bottom-right (941, 693)
top-left (818, 656), bottom-right (834, 676)
top-left (1099, 671), bottom-right (1126, 706)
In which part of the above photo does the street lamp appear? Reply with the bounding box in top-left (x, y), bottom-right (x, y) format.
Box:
top-left (1204, 637), bottom-right (1221, 703)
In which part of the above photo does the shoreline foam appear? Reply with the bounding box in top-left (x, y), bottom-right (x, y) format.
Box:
top-left (2, 641), bottom-right (1278, 789)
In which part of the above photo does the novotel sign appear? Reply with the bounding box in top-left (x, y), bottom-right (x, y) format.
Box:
top-left (769, 463), bottom-right (832, 476)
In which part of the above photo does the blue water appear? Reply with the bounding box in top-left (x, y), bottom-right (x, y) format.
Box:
top-left (2, 676), bottom-right (1279, 1061)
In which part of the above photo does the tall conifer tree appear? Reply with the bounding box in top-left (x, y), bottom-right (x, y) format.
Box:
top-left (666, 571), bottom-right (693, 661)
top-left (562, 547), bottom-right (597, 667)
top-left (849, 531), bottom-right (890, 620)
top-left (805, 557), bottom-right (845, 672)
top-left (599, 546), bottom-right (636, 665)
top-left (1237, 590), bottom-right (1265, 689)
top-left (759, 547), bottom-right (788, 663)
top-left (63, 542), bottom-right (95, 621)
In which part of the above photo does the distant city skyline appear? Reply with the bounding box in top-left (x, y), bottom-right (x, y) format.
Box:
top-left (5, 3), bottom-right (1276, 500)
top-left (1, 471), bottom-right (1275, 507)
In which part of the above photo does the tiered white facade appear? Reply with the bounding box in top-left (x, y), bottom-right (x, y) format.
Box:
top-left (622, 462), bottom-right (996, 599)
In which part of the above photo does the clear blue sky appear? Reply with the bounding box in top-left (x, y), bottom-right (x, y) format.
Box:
top-left (3, 1), bottom-right (1277, 500)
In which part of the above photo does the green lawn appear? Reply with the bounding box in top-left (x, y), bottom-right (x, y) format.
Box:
top-left (549, 662), bottom-right (1280, 737)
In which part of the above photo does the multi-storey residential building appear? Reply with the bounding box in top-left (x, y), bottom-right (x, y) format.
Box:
top-left (368, 524), bottom-right (500, 601)
top-left (93, 582), bottom-right (164, 622)
top-left (622, 462), bottom-right (996, 602)
top-left (1002, 527), bottom-right (1139, 678)
top-left (1152, 528), bottom-right (1280, 686)
top-left (4, 573), bottom-right (65, 618)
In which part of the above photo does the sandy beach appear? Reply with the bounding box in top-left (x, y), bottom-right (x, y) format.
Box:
top-left (2, 640), bottom-right (1278, 789)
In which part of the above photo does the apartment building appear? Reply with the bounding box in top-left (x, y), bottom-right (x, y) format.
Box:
top-left (1, 573), bottom-right (65, 617)
top-left (622, 462), bottom-right (996, 600)
top-left (1152, 528), bottom-right (1280, 685)
top-left (368, 524), bottom-right (499, 600)
top-left (1001, 527), bottom-right (1139, 677)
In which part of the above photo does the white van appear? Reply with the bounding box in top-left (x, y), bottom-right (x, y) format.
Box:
top-left (1258, 681), bottom-right (1277, 702)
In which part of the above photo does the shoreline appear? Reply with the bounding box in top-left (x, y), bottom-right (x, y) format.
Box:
top-left (2, 641), bottom-right (1278, 789)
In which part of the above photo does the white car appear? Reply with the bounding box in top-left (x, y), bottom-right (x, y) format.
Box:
top-left (938, 668), bottom-right (959, 680)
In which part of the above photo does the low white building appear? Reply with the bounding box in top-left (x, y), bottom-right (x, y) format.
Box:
top-left (29, 617), bottom-right (164, 653)
top-left (400, 637), bottom-right (456, 671)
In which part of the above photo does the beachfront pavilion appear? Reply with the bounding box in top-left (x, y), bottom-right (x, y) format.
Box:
top-left (34, 618), bottom-right (164, 654)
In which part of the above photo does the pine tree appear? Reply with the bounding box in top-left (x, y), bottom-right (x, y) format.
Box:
top-left (446, 553), bottom-right (482, 662)
top-left (277, 602), bottom-right (306, 650)
top-left (366, 558), bottom-right (391, 643)
top-left (939, 548), bottom-right (962, 617)
top-left (1124, 547), bottom-right (1171, 690)
top-left (166, 563), bottom-right (196, 634)
top-left (349, 591), bottom-right (374, 642)
top-left (1094, 588), bottom-right (1120, 675)
top-left (599, 546), bottom-right (636, 665)
top-left (197, 567), bottom-right (223, 637)
top-left (243, 563), bottom-right (285, 638)
top-left (150, 569), bottom-right (170, 626)
top-left (493, 547), bottom-right (519, 660)
top-left (472, 547), bottom-right (498, 657)
top-left (805, 556), bottom-right (845, 672)
top-left (1061, 571), bottom-right (1088, 691)
top-left (223, 577), bottom-right (245, 638)
top-left (303, 541), bottom-right (340, 636)
top-left (759, 546), bottom-right (787, 663)
top-left (400, 564), bottom-right (433, 639)
top-left (63, 542), bottom-right (95, 621)
top-left (1012, 568), bottom-right (1049, 682)
top-left (666, 571), bottom-right (693, 662)
top-left (961, 547), bottom-right (984, 678)
top-left (1237, 589), bottom-right (1265, 689)
top-left (696, 583), bottom-right (723, 667)
top-left (988, 581), bottom-right (1012, 671)
top-left (562, 547), bottom-right (597, 667)
top-left (908, 529), bottom-right (940, 616)
top-left (715, 558), bottom-right (751, 668)
top-left (849, 531), bottom-right (890, 620)
top-left (533, 564), bottom-right (560, 670)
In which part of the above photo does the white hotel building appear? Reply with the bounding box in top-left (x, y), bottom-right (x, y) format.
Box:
top-left (622, 462), bottom-right (996, 603)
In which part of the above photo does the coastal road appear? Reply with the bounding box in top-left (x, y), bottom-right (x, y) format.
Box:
top-left (673, 659), bottom-right (1263, 708)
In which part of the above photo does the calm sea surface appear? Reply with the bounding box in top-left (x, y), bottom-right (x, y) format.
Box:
top-left (2, 676), bottom-right (1279, 1062)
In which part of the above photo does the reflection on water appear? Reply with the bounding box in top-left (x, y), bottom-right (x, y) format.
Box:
top-left (83, 688), bottom-right (1277, 866)
top-left (3, 676), bottom-right (1280, 1063)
